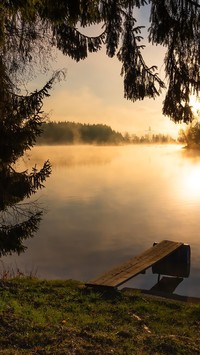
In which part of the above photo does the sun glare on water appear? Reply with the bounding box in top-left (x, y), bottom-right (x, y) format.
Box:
top-left (181, 166), bottom-right (200, 201)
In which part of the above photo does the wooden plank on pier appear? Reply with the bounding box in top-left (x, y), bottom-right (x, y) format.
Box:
top-left (86, 240), bottom-right (183, 288)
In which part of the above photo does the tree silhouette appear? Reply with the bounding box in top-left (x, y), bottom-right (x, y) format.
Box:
top-left (178, 121), bottom-right (200, 148)
top-left (0, 63), bottom-right (59, 256)
top-left (36, 121), bottom-right (125, 144)
top-left (1, 1), bottom-right (199, 123)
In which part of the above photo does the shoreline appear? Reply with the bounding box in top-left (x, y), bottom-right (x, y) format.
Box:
top-left (0, 278), bottom-right (199, 354)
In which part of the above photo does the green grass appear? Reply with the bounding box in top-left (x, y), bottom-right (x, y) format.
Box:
top-left (0, 278), bottom-right (199, 354)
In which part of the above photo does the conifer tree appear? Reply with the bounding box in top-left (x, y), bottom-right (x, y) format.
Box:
top-left (1, 1), bottom-right (199, 123)
top-left (0, 62), bottom-right (59, 256)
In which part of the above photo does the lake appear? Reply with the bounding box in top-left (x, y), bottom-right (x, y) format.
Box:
top-left (2, 144), bottom-right (200, 297)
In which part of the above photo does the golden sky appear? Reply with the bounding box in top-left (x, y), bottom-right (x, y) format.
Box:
top-left (37, 7), bottom-right (186, 138)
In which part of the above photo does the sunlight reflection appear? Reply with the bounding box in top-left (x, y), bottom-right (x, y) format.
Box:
top-left (181, 166), bottom-right (200, 201)
top-left (3, 145), bottom-right (200, 297)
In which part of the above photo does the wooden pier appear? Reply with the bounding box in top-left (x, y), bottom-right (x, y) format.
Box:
top-left (86, 240), bottom-right (183, 288)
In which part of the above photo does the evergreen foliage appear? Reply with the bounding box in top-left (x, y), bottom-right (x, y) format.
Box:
top-left (149, 0), bottom-right (200, 123)
top-left (0, 211), bottom-right (42, 257)
top-left (37, 121), bottom-right (125, 144)
top-left (0, 64), bottom-right (63, 164)
top-left (0, 63), bottom-right (60, 256)
top-left (36, 121), bottom-right (175, 145)
top-left (1, 1), bottom-right (199, 123)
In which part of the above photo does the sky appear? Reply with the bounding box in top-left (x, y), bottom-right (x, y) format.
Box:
top-left (33, 5), bottom-right (188, 138)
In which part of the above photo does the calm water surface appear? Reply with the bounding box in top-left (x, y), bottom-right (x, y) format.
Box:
top-left (2, 145), bottom-right (200, 297)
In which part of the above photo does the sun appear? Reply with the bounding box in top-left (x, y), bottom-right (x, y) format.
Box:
top-left (190, 95), bottom-right (200, 116)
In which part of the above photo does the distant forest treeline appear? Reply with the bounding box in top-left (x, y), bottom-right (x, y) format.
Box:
top-left (36, 122), bottom-right (176, 145)
top-left (37, 122), bottom-right (124, 144)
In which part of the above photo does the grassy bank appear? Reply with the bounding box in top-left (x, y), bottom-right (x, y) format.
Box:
top-left (0, 278), bottom-right (199, 354)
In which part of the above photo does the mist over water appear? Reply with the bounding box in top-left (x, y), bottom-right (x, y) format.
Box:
top-left (3, 144), bottom-right (200, 297)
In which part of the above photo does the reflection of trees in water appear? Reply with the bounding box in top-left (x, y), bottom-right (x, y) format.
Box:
top-left (0, 162), bottom-right (51, 256)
